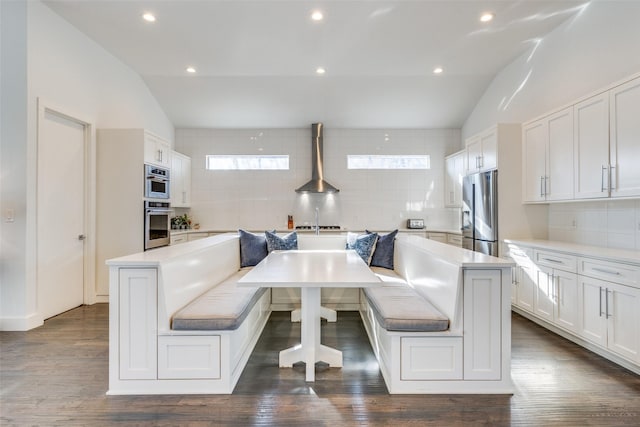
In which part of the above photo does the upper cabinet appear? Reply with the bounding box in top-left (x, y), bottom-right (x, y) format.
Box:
top-left (522, 107), bottom-right (574, 202)
top-left (610, 77), bottom-right (640, 198)
top-left (144, 133), bottom-right (171, 168)
top-left (171, 151), bottom-right (192, 208)
top-left (574, 92), bottom-right (610, 200)
top-left (465, 127), bottom-right (497, 174)
top-left (445, 150), bottom-right (465, 207)
top-left (522, 73), bottom-right (640, 203)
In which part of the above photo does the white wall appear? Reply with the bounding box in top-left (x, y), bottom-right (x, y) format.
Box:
top-left (463, 1), bottom-right (640, 251)
top-left (176, 127), bottom-right (461, 232)
top-left (0, 1), bottom-right (174, 330)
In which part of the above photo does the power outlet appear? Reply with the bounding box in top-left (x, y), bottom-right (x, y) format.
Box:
top-left (5, 208), bottom-right (15, 223)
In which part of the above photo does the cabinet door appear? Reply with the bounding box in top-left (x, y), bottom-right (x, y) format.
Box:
top-left (144, 133), bottom-right (171, 167)
top-left (119, 268), bottom-right (157, 380)
top-left (574, 92), bottom-right (610, 199)
top-left (610, 77), bottom-right (640, 198)
top-left (547, 107), bottom-right (574, 201)
top-left (170, 152), bottom-right (184, 206)
top-left (445, 151), bottom-right (464, 207)
top-left (182, 155), bottom-right (191, 206)
top-left (534, 266), bottom-right (555, 322)
top-left (578, 276), bottom-right (608, 347)
top-left (522, 120), bottom-right (547, 202)
top-left (466, 136), bottom-right (482, 174)
top-left (480, 128), bottom-right (497, 171)
top-left (516, 263), bottom-right (536, 313)
top-left (463, 269), bottom-right (502, 380)
top-left (554, 269), bottom-right (579, 333)
top-left (606, 282), bottom-right (640, 362)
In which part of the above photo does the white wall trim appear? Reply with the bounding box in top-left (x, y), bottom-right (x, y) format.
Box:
top-left (0, 312), bottom-right (43, 331)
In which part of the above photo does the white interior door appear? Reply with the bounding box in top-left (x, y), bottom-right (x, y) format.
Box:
top-left (38, 108), bottom-right (86, 320)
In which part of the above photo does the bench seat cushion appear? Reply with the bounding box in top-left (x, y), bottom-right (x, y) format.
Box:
top-left (364, 269), bottom-right (449, 332)
top-left (172, 268), bottom-right (267, 331)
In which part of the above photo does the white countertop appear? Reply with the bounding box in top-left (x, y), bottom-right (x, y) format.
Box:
top-left (504, 239), bottom-right (640, 265)
top-left (400, 235), bottom-right (513, 268)
top-left (171, 227), bottom-right (463, 236)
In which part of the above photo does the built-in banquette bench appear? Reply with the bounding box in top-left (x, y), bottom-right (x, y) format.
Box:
top-left (107, 232), bottom-right (513, 395)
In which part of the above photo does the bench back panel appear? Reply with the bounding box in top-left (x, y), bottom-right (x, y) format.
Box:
top-left (158, 234), bottom-right (240, 332)
top-left (394, 235), bottom-right (462, 332)
top-left (297, 234), bottom-right (347, 250)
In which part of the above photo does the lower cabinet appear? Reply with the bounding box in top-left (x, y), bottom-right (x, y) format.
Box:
top-left (118, 268), bottom-right (158, 380)
top-left (507, 241), bottom-right (640, 372)
top-left (463, 269), bottom-right (502, 380)
top-left (579, 276), bottom-right (640, 363)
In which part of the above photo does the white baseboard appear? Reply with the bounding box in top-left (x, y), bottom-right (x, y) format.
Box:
top-left (0, 312), bottom-right (43, 331)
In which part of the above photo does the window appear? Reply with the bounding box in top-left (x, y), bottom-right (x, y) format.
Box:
top-left (347, 155), bottom-right (430, 170)
top-left (206, 155), bottom-right (289, 170)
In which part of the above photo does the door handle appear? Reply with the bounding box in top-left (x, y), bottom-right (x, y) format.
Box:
top-left (601, 165), bottom-right (608, 192)
top-left (78, 234), bottom-right (86, 241)
top-left (599, 287), bottom-right (604, 317)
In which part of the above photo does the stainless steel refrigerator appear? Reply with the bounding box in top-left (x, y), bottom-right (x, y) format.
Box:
top-left (462, 170), bottom-right (498, 256)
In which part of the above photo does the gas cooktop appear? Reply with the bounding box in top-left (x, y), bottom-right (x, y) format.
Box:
top-left (295, 225), bottom-right (342, 231)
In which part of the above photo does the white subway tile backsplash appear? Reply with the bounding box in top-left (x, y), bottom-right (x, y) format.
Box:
top-left (549, 201), bottom-right (640, 251)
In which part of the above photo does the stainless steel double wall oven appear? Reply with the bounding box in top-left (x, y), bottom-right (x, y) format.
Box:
top-left (144, 164), bottom-right (171, 250)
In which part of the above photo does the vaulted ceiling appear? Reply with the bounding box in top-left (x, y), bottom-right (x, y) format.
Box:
top-left (44, 0), bottom-right (588, 128)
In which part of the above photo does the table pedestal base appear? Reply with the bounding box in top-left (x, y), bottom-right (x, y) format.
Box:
top-left (290, 306), bottom-right (337, 323)
top-left (278, 287), bottom-right (342, 381)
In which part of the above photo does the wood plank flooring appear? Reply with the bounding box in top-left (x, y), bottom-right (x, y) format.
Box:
top-left (1, 305), bottom-right (639, 426)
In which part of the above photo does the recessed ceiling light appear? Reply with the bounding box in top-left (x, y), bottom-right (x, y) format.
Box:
top-left (142, 13), bottom-right (156, 22)
top-left (316, 67), bottom-right (326, 75)
top-left (480, 12), bottom-right (494, 22)
top-left (433, 67), bottom-right (444, 74)
top-left (311, 10), bottom-right (324, 21)
top-left (186, 66), bottom-right (196, 73)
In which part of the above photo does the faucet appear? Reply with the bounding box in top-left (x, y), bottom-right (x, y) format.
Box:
top-left (314, 207), bottom-right (320, 235)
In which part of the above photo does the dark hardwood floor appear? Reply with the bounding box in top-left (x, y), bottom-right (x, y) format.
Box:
top-left (1, 305), bottom-right (639, 426)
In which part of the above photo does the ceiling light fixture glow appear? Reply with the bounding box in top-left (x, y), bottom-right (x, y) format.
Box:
top-left (142, 13), bottom-right (156, 22)
top-left (316, 67), bottom-right (326, 75)
top-left (186, 66), bottom-right (196, 73)
top-left (480, 12), bottom-right (494, 22)
top-left (311, 11), bottom-right (324, 21)
top-left (433, 67), bottom-right (443, 74)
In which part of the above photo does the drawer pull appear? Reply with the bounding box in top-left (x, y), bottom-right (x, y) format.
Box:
top-left (592, 267), bottom-right (621, 276)
top-left (541, 257), bottom-right (563, 264)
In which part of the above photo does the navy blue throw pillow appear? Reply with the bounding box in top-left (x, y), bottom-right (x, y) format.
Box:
top-left (366, 229), bottom-right (398, 270)
top-left (265, 230), bottom-right (298, 252)
top-left (238, 229), bottom-right (269, 267)
top-left (346, 232), bottom-right (379, 264)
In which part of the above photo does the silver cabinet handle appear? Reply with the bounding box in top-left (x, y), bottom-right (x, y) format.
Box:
top-left (601, 165), bottom-right (608, 192)
top-left (599, 287), bottom-right (604, 317)
top-left (592, 267), bottom-right (621, 276)
top-left (542, 257), bottom-right (563, 264)
top-left (610, 165), bottom-right (616, 190)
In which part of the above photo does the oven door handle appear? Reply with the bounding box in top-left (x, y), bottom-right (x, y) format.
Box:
top-left (146, 209), bottom-right (173, 214)
top-left (146, 176), bottom-right (169, 182)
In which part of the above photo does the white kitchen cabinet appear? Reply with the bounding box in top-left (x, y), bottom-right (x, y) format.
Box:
top-left (522, 107), bottom-right (574, 202)
top-left (609, 76), bottom-right (640, 198)
top-left (118, 268), bottom-right (157, 380)
top-left (573, 92), bottom-right (610, 199)
top-left (446, 233), bottom-right (462, 247)
top-left (427, 232), bottom-right (447, 243)
top-left (507, 240), bottom-right (640, 373)
top-left (445, 150), bottom-right (465, 207)
top-left (463, 269), bottom-right (502, 380)
top-left (506, 245), bottom-right (535, 313)
top-left (170, 151), bottom-right (191, 208)
top-left (144, 132), bottom-right (171, 168)
top-left (465, 127), bottom-right (497, 174)
top-left (533, 250), bottom-right (579, 333)
top-left (170, 234), bottom-right (188, 245)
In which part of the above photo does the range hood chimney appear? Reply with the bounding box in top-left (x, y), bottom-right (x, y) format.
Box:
top-left (296, 123), bottom-right (339, 193)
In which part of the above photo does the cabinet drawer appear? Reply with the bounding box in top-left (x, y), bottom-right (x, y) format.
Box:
top-left (447, 234), bottom-right (462, 246)
top-left (170, 234), bottom-right (188, 245)
top-left (534, 250), bottom-right (577, 272)
top-left (578, 257), bottom-right (639, 287)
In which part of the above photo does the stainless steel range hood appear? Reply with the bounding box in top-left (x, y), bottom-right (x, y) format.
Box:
top-left (296, 123), bottom-right (339, 193)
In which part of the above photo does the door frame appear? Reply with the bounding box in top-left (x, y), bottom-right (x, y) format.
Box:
top-left (36, 98), bottom-right (97, 313)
